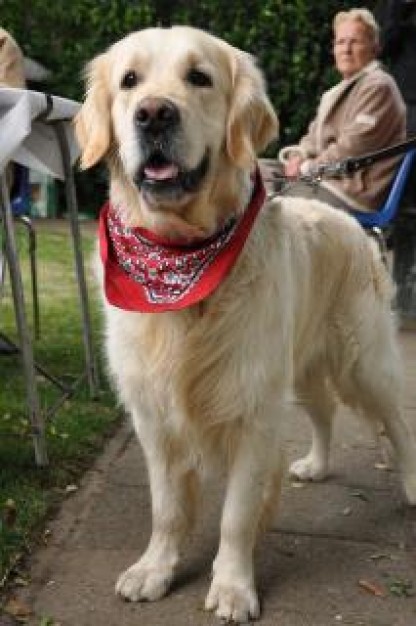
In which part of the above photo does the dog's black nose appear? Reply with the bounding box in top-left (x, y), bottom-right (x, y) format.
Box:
top-left (135, 98), bottom-right (180, 134)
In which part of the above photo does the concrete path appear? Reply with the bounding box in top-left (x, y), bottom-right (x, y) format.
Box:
top-left (12, 329), bottom-right (416, 625)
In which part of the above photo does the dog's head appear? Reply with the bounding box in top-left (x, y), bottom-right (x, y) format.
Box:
top-left (75, 26), bottom-right (277, 239)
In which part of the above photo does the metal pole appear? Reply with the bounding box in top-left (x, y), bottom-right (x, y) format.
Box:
top-left (0, 169), bottom-right (48, 466)
top-left (54, 122), bottom-right (99, 397)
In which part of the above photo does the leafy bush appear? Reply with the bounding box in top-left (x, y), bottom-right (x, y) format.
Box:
top-left (1, 0), bottom-right (376, 209)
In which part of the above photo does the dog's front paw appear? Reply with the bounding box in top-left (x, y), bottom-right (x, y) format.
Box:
top-left (205, 579), bottom-right (260, 623)
top-left (289, 454), bottom-right (328, 481)
top-left (116, 560), bottom-right (174, 602)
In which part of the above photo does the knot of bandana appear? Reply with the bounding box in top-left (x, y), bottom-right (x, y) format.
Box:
top-left (99, 167), bottom-right (265, 312)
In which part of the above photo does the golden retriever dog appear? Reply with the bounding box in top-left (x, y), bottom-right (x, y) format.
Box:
top-left (75, 26), bottom-right (416, 623)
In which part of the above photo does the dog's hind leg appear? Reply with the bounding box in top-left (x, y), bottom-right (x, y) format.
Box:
top-left (205, 416), bottom-right (283, 623)
top-left (116, 412), bottom-right (199, 602)
top-left (351, 340), bottom-right (416, 505)
top-left (289, 371), bottom-right (336, 481)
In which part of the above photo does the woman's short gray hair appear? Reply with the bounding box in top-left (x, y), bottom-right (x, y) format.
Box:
top-left (333, 8), bottom-right (380, 45)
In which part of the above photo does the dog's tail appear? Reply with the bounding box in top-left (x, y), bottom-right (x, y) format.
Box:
top-left (366, 230), bottom-right (396, 306)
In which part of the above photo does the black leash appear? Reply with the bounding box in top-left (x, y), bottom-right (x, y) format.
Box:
top-left (318, 135), bottom-right (416, 177)
top-left (269, 136), bottom-right (416, 188)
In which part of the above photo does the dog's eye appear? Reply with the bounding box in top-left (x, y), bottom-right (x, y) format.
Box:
top-left (121, 70), bottom-right (139, 89)
top-left (186, 68), bottom-right (213, 88)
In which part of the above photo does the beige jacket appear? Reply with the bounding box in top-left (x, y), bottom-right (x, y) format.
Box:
top-left (288, 61), bottom-right (406, 211)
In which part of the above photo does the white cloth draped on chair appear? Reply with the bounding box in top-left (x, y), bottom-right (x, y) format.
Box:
top-left (0, 87), bottom-right (80, 178)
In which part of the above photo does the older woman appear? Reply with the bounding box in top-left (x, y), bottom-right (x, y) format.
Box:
top-left (279, 8), bottom-right (406, 212)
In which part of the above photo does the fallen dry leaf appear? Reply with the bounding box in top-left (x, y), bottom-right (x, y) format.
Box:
top-left (368, 552), bottom-right (392, 562)
top-left (65, 484), bottom-right (78, 494)
top-left (290, 481), bottom-right (306, 489)
top-left (358, 579), bottom-right (386, 597)
top-left (12, 576), bottom-right (30, 587)
top-left (4, 596), bottom-right (33, 618)
top-left (374, 461), bottom-right (392, 471)
top-left (349, 490), bottom-right (369, 502)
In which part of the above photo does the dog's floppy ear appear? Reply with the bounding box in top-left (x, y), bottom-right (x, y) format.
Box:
top-left (226, 50), bottom-right (278, 168)
top-left (74, 53), bottom-right (112, 169)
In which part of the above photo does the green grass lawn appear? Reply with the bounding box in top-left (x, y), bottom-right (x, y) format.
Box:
top-left (0, 220), bottom-right (121, 591)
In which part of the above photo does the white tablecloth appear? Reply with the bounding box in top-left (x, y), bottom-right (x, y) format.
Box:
top-left (0, 87), bottom-right (80, 180)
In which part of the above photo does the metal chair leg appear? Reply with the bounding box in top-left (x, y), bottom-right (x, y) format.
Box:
top-left (19, 215), bottom-right (40, 339)
top-left (55, 122), bottom-right (99, 398)
top-left (0, 238), bottom-right (6, 295)
top-left (0, 170), bottom-right (48, 466)
top-left (1, 214), bottom-right (40, 339)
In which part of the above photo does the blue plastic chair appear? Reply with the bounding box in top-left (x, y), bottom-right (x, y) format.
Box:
top-left (350, 148), bottom-right (416, 228)
top-left (10, 164), bottom-right (31, 216)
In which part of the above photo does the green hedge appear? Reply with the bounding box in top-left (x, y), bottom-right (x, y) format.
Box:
top-left (1, 0), bottom-right (376, 211)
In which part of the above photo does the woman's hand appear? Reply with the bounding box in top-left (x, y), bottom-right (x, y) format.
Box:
top-left (284, 155), bottom-right (303, 178)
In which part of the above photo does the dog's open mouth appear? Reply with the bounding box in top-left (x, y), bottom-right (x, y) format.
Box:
top-left (135, 150), bottom-right (210, 199)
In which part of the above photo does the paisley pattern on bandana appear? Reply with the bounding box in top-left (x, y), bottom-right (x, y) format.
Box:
top-left (99, 166), bottom-right (265, 312)
top-left (107, 211), bottom-right (237, 305)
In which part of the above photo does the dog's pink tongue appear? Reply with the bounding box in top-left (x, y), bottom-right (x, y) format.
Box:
top-left (145, 164), bottom-right (179, 180)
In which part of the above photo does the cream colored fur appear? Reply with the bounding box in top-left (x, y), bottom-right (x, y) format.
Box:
top-left (0, 27), bottom-right (25, 88)
top-left (75, 26), bottom-right (416, 623)
top-left (0, 28), bottom-right (26, 191)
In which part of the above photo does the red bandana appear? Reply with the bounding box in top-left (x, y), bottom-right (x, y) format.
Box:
top-left (99, 167), bottom-right (265, 312)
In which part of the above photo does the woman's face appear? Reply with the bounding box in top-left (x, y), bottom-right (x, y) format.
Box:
top-left (333, 19), bottom-right (378, 79)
